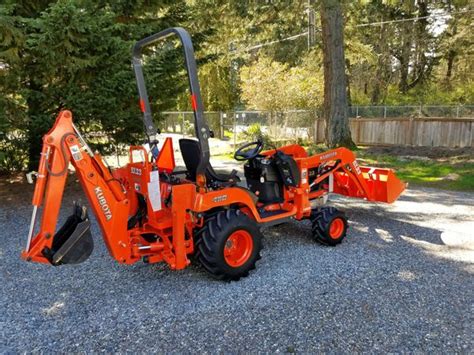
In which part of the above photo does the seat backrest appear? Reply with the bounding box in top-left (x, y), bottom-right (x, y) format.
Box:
top-left (179, 138), bottom-right (201, 181)
top-left (274, 151), bottom-right (301, 187)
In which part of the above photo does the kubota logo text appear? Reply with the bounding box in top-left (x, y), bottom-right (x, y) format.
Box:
top-left (212, 195), bottom-right (227, 203)
top-left (319, 151), bottom-right (337, 161)
top-left (94, 187), bottom-right (112, 221)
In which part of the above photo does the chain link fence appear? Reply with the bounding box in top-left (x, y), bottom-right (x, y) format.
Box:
top-left (158, 105), bottom-right (473, 152)
top-left (160, 110), bottom-right (319, 152)
top-left (161, 105), bottom-right (473, 134)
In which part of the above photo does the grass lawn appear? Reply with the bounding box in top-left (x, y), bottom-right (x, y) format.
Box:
top-left (356, 150), bottom-right (474, 192)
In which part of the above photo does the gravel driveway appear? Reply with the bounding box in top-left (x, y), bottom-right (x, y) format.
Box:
top-left (1, 173), bottom-right (473, 352)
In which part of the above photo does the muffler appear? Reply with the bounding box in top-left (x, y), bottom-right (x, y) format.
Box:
top-left (42, 203), bottom-right (94, 265)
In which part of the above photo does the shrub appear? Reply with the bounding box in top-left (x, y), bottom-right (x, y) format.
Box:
top-left (0, 132), bottom-right (29, 174)
top-left (239, 123), bottom-right (273, 147)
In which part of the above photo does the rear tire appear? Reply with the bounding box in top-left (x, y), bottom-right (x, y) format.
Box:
top-left (310, 207), bottom-right (348, 246)
top-left (195, 209), bottom-right (263, 281)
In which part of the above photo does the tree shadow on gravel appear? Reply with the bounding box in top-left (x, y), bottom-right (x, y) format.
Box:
top-left (351, 209), bottom-right (445, 247)
top-left (395, 188), bottom-right (474, 206)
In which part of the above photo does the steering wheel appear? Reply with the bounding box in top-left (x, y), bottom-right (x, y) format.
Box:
top-left (234, 140), bottom-right (264, 161)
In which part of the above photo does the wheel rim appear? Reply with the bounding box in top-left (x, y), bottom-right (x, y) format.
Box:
top-left (329, 218), bottom-right (345, 239)
top-left (224, 230), bottom-right (253, 267)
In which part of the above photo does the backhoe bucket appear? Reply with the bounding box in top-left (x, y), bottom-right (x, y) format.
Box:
top-left (43, 203), bottom-right (94, 265)
top-left (333, 167), bottom-right (406, 203)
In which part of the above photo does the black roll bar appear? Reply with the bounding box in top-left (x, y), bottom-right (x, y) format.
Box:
top-left (132, 27), bottom-right (210, 185)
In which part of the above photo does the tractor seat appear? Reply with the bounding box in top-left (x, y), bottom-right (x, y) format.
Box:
top-left (179, 138), bottom-right (240, 186)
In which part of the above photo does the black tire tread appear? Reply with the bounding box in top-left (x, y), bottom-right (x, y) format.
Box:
top-left (310, 207), bottom-right (348, 246)
top-left (195, 209), bottom-right (263, 281)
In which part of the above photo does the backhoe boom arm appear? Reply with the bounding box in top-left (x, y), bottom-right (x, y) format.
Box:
top-left (22, 111), bottom-right (133, 265)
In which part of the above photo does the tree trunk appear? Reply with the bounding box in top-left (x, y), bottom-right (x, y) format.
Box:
top-left (398, 2), bottom-right (415, 93)
top-left (408, 0), bottom-right (429, 89)
top-left (371, 82), bottom-right (381, 104)
top-left (371, 20), bottom-right (393, 104)
top-left (398, 31), bottom-right (412, 93)
top-left (446, 50), bottom-right (456, 81)
top-left (320, 0), bottom-right (355, 148)
top-left (345, 58), bottom-right (352, 107)
top-left (445, 2), bottom-right (457, 83)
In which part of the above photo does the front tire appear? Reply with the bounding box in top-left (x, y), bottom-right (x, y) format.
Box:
top-left (195, 209), bottom-right (263, 281)
top-left (310, 207), bottom-right (348, 246)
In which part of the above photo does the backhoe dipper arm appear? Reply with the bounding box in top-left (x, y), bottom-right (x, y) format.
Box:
top-left (22, 111), bottom-right (134, 265)
top-left (132, 27), bottom-right (211, 187)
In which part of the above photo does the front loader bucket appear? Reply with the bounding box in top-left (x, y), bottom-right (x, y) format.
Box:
top-left (43, 204), bottom-right (94, 265)
top-left (333, 167), bottom-right (406, 203)
top-left (360, 167), bottom-right (406, 203)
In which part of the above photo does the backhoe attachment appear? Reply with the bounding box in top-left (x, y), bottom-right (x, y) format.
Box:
top-left (22, 110), bottom-right (130, 266)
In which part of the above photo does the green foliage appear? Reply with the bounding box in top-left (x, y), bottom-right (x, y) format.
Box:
top-left (0, 0), bottom-right (472, 173)
top-left (183, 119), bottom-right (195, 136)
top-left (344, 0), bottom-right (473, 105)
top-left (240, 57), bottom-right (289, 112)
top-left (0, 131), bottom-right (28, 173)
top-left (305, 142), bottom-right (330, 155)
top-left (198, 63), bottom-right (235, 111)
top-left (0, 0), bottom-right (192, 171)
top-left (240, 52), bottom-right (324, 111)
top-left (239, 123), bottom-right (272, 147)
top-left (384, 82), bottom-right (474, 105)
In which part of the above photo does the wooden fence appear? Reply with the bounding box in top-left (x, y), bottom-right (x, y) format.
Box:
top-left (161, 112), bottom-right (474, 148)
top-left (314, 118), bottom-right (473, 148)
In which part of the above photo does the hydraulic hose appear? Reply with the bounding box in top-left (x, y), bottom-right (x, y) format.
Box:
top-left (46, 132), bottom-right (77, 177)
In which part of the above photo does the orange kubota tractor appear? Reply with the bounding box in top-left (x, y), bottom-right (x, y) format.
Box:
top-left (22, 28), bottom-right (406, 281)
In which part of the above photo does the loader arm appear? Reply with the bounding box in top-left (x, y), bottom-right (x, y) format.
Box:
top-left (306, 147), bottom-right (406, 203)
top-left (307, 147), bottom-right (371, 198)
top-left (22, 111), bottom-right (133, 265)
top-left (262, 145), bottom-right (405, 204)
